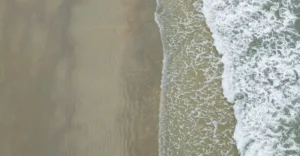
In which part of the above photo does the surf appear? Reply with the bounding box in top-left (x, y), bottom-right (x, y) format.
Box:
top-left (199, 0), bottom-right (300, 155)
top-left (155, 0), bottom-right (238, 155)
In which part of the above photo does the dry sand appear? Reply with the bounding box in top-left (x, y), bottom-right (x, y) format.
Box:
top-left (0, 0), bottom-right (162, 155)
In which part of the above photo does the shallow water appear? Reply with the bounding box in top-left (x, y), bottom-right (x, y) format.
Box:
top-left (155, 0), bottom-right (238, 155)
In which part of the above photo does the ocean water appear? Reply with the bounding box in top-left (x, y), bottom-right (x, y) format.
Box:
top-left (155, 0), bottom-right (238, 155)
top-left (199, 0), bottom-right (300, 156)
top-left (157, 0), bottom-right (300, 155)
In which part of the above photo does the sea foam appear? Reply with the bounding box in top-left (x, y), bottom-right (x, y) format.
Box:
top-left (156, 0), bottom-right (238, 155)
top-left (198, 0), bottom-right (300, 155)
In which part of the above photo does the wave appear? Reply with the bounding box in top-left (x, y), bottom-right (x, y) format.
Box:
top-left (199, 0), bottom-right (300, 155)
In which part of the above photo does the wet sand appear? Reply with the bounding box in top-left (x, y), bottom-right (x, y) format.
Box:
top-left (0, 0), bottom-right (162, 155)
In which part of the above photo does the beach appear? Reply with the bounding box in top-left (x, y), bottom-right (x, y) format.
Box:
top-left (0, 0), bottom-right (162, 155)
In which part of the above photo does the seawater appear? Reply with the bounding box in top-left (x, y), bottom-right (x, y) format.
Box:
top-left (155, 0), bottom-right (238, 155)
top-left (199, 0), bottom-right (300, 156)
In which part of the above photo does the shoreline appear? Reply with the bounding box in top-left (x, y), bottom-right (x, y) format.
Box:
top-left (155, 0), bottom-right (238, 155)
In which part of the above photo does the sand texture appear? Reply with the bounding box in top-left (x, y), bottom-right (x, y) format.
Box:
top-left (0, 0), bottom-right (162, 155)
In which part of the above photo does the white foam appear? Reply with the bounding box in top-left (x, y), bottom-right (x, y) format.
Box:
top-left (156, 0), bottom-right (238, 155)
top-left (198, 0), bottom-right (300, 155)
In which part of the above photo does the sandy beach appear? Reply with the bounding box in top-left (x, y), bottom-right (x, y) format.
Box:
top-left (0, 0), bottom-right (162, 155)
